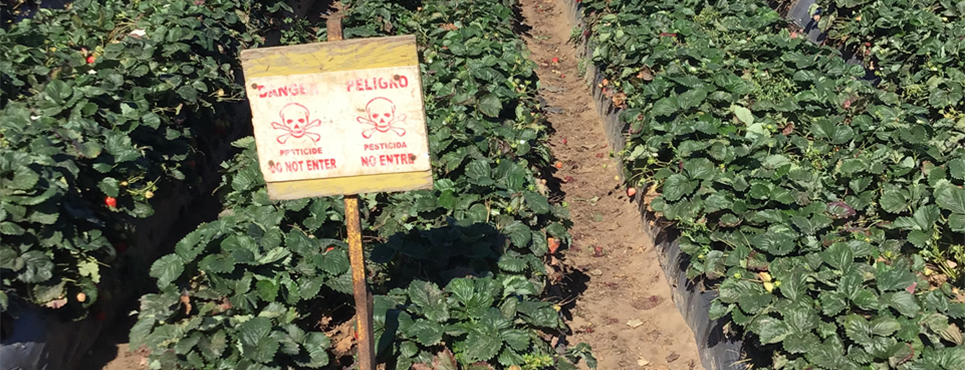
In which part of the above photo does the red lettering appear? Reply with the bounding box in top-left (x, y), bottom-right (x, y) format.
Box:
top-left (361, 156), bottom-right (376, 167)
top-left (258, 85), bottom-right (267, 98)
top-left (346, 80), bottom-right (355, 92)
top-left (364, 78), bottom-right (373, 91)
top-left (378, 78), bottom-right (388, 89)
top-left (389, 79), bottom-right (399, 89)
top-left (399, 75), bottom-right (409, 88)
top-left (299, 84), bottom-right (307, 95)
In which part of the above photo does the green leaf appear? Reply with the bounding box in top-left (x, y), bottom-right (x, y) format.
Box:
top-left (756, 317), bottom-right (791, 344)
top-left (879, 189), bottom-right (910, 214)
top-left (883, 292), bottom-right (921, 318)
top-left (819, 291), bottom-right (848, 316)
top-left (949, 158), bottom-right (965, 180)
top-left (678, 88), bottom-right (708, 110)
top-left (522, 191), bottom-right (550, 214)
top-left (935, 184), bottom-right (965, 214)
top-left (805, 337), bottom-right (845, 368)
top-left (871, 317), bottom-right (901, 337)
top-left (783, 333), bottom-right (821, 354)
top-left (10, 168), bottom-right (40, 189)
top-left (97, 178), bottom-right (120, 197)
top-left (683, 158), bottom-right (715, 179)
top-left (478, 94), bottom-right (502, 117)
top-left (854, 289), bottom-right (882, 310)
top-left (78, 258), bottom-right (101, 283)
top-left (500, 329), bottom-right (530, 351)
top-left (875, 263), bottom-right (916, 292)
top-left (843, 314), bottom-right (874, 346)
top-left (256, 280), bottom-right (279, 302)
top-left (733, 105), bottom-right (754, 124)
top-left (19, 250), bottom-right (54, 283)
top-left (780, 268), bottom-right (809, 302)
top-left (299, 332), bottom-right (330, 368)
top-left (821, 242), bottom-right (854, 271)
top-left (465, 160), bottom-right (494, 186)
top-left (949, 214), bottom-right (965, 232)
top-left (461, 330), bottom-right (501, 362)
top-left (408, 281), bottom-right (449, 322)
top-left (0, 222), bottom-right (25, 236)
top-left (176, 85), bottom-right (198, 102)
top-left (792, 214), bottom-right (832, 235)
top-left (32, 280), bottom-right (66, 303)
top-left (150, 254), bottom-right (185, 287)
top-left (661, 174), bottom-right (697, 201)
top-left (784, 306), bottom-right (818, 334)
top-left (408, 319), bottom-right (444, 346)
top-left (652, 96), bottom-right (679, 117)
top-left (238, 317), bottom-right (278, 363)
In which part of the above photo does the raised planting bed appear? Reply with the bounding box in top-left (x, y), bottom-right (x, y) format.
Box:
top-left (128, 0), bottom-right (597, 369)
top-left (0, 1), bottom-right (296, 368)
top-left (571, 0), bottom-right (965, 368)
top-left (775, 0), bottom-right (965, 126)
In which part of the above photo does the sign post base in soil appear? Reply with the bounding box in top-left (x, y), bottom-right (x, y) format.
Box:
top-left (240, 13), bottom-right (432, 370)
top-left (344, 194), bottom-right (375, 370)
top-left (328, 16), bottom-right (376, 370)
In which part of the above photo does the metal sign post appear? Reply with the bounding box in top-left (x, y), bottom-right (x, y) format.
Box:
top-left (239, 15), bottom-right (432, 370)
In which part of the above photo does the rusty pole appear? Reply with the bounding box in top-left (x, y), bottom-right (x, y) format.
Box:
top-left (329, 14), bottom-right (376, 370)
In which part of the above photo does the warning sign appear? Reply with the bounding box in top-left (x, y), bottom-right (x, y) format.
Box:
top-left (241, 36), bottom-right (433, 199)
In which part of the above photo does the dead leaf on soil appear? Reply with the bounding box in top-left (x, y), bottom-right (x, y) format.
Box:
top-left (44, 297), bottom-right (68, 309)
top-left (631, 295), bottom-right (661, 310)
top-left (612, 92), bottom-right (627, 107)
top-left (781, 122), bottom-right (795, 135)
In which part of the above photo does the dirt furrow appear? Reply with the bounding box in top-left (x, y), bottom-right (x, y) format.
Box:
top-left (517, 1), bottom-right (703, 369)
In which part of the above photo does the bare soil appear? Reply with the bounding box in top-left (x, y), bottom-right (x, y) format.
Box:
top-left (517, 0), bottom-right (703, 369)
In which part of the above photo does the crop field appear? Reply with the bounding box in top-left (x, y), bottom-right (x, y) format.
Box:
top-left (2, 0), bottom-right (964, 369)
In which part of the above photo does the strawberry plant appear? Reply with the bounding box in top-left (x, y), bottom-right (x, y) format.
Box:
top-left (132, 0), bottom-right (594, 368)
top-left (373, 278), bottom-right (562, 369)
top-left (802, 0), bottom-right (965, 121)
top-left (0, 0), bottom-right (296, 315)
top-left (579, 0), bottom-right (965, 368)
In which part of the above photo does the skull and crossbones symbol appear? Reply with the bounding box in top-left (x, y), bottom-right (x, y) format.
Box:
top-left (356, 97), bottom-right (406, 138)
top-left (271, 103), bottom-right (322, 144)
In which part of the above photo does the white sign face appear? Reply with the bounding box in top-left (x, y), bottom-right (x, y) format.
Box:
top-left (244, 65), bottom-right (431, 183)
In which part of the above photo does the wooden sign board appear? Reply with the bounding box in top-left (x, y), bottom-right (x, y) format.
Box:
top-left (240, 35), bottom-right (432, 200)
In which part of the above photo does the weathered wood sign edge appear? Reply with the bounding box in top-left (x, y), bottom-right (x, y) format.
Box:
top-left (240, 35), bottom-right (433, 200)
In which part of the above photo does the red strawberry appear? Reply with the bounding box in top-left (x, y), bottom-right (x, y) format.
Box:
top-left (548, 238), bottom-right (561, 254)
top-left (104, 196), bottom-right (117, 208)
top-left (86, 55), bottom-right (96, 64)
top-left (552, 57), bottom-right (559, 63)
